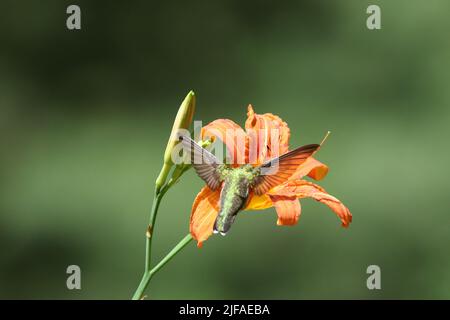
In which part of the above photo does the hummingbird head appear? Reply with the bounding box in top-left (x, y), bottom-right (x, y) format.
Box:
top-left (241, 164), bottom-right (258, 174)
top-left (241, 164), bottom-right (260, 182)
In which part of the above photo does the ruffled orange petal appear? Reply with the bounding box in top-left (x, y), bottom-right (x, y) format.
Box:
top-left (268, 180), bottom-right (352, 227)
top-left (190, 186), bottom-right (221, 247)
top-left (245, 105), bottom-right (290, 165)
top-left (268, 195), bottom-right (301, 226)
top-left (289, 157), bottom-right (329, 181)
top-left (244, 193), bottom-right (273, 211)
top-left (201, 119), bottom-right (248, 166)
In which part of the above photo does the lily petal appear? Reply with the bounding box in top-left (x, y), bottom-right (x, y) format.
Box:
top-left (290, 157), bottom-right (329, 181)
top-left (245, 105), bottom-right (290, 164)
top-left (201, 119), bottom-right (248, 166)
top-left (190, 186), bottom-right (221, 247)
top-left (268, 180), bottom-right (352, 227)
top-left (269, 195), bottom-right (301, 226)
top-left (244, 193), bottom-right (273, 211)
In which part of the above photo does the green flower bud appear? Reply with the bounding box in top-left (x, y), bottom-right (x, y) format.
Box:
top-left (155, 91), bottom-right (196, 192)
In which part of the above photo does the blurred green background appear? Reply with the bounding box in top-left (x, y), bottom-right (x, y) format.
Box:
top-left (1, 0), bottom-right (450, 299)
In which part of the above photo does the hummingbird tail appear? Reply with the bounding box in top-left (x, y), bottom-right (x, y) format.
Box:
top-left (213, 214), bottom-right (237, 236)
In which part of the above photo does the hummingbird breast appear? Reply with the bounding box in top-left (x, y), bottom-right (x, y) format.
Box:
top-left (213, 175), bottom-right (250, 235)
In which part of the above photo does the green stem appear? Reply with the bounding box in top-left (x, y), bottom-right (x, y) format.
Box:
top-left (133, 167), bottom-right (189, 300)
top-left (145, 189), bottom-right (164, 272)
top-left (145, 173), bottom-right (182, 272)
top-left (132, 140), bottom-right (209, 299)
top-left (132, 234), bottom-right (193, 300)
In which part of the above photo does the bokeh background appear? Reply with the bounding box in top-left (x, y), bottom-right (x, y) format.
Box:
top-left (1, 0), bottom-right (450, 299)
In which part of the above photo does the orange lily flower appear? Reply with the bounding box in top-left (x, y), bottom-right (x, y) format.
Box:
top-left (190, 105), bottom-right (352, 247)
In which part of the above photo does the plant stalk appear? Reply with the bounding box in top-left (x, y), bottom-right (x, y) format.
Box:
top-left (132, 234), bottom-right (193, 300)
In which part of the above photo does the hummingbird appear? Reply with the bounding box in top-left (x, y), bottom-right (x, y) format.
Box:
top-left (179, 135), bottom-right (320, 236)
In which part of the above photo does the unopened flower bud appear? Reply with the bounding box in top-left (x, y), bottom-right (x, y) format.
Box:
top-left (155, 91), bottom-right (196, 192)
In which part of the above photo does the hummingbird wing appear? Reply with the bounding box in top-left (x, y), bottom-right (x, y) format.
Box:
top-left (179, 135), bottom-right (223, 190)
top-left (252, 143), bottom-right (320, 195)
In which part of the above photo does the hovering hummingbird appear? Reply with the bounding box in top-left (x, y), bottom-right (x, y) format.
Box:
top-left (179, 135), bottom-right (320, 236)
